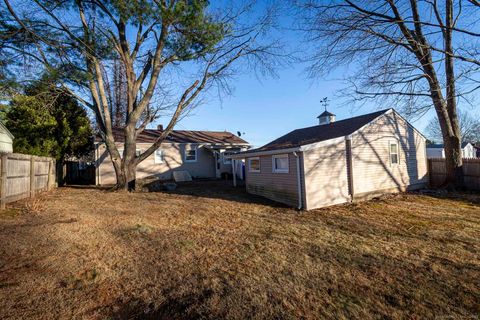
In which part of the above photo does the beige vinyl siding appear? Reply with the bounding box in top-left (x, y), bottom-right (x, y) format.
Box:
top-left (96, 142), bottom-right (215, 185)
top-left (245, 153), bottom-right (303, 207)
top-left (302, 139), bottom-right (350, 209)
top-left (350, 112), bottom-right (428, 196)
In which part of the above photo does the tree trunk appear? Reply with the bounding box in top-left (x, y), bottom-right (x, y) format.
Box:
top-left (443, 0), bottom-right (464, 188)
top-left (125, 162), bottom-right (137, 191)
top-left (113, 159), bottom-right (137, 191)
top-left (443, 135), bottom-right (463, 187)
top-left (116, 126), bottom-right (138, 191)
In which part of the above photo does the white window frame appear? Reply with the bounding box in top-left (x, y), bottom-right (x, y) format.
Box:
top-left (117, 149), bottom-right (141, 158)
top-left (248, 157), bottom-right (260, 173)
top-left (272, 154), bottom-right (289, 173)
top-left (389, 141), bottom-right (399, 165)
top-left (154, 148), bottom-right (164, 164)
top-left (222, 151), bottom-right (232, 165)
top-left (184, 145), bottom-right (198, 163)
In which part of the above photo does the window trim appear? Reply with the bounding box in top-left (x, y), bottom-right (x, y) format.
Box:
top-left (184, 145), bottom-right (198, 163)
top-left (248, 157), bottom-right (261, 173)
top-left (272, 154), bottom-right (289, 173)
top-left (222, 152), bottom-right (232, 165)
top-left (389, 141), bottom-right (399, 165)
top-left (117, 149), bottom-right (142, 158)
top-left (154, 148), bottom-right (164, 164)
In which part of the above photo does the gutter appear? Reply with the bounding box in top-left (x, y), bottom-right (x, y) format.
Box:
top-left (230, 136), bottom-right (347, 159)
top-left (230, 147), bottom-right (300, 159)
top-left (293, 151), bottom-right (303, 210)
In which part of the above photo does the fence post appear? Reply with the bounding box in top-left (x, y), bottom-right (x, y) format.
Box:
top-left (30, 156), bottom-right (35, 198)
top-left (47, 159), bottom-right (55, 190)
top-left (0, 154), bottom-right (7, 209)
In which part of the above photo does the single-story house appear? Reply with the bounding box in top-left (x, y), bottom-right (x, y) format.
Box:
top-left (0, 121), bottom-right (14, 153)
top-left (426, 142), bottom-right (477, 159)
top-left (231, 108), bottom-right (428, 210)
top-left (95, 127), bottom-right (249, 185)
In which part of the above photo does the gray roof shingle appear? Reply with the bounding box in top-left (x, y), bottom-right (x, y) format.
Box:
top-left (96, 127), bottom-right (249, 145)
top-left (244, 109), bottom-right (390, 153)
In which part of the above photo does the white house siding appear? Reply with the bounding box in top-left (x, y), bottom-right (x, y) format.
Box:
top-left (427, 144), bottom-right (476, 159)
top-left (350, 112), bottom-right (428, 197)
top-left (426, 148), bottom-right (444, 159)
top-left (96, 142), bottom-right (216, 185)
top-left (0, 131), bottom-right (13, 153)
top-left (245, 153), bottom-right (304, 207)
top-left (462, 144), bottom-right (476, 158)
top-left (302, 139), bottom-right (350, 210)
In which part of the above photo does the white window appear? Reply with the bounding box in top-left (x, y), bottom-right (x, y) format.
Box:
top-left (222, 152), bottom-right (232, 164)
top-left (389, 142), bottom-right (399, 165)
top-left (184, 145), bottom-right (197, 162)
top-left (272, 154), bottom-right (289, 173)
top-left (248, 157), bottom-right (260, 172)
top-left (118, 149), bottom-right (141, 158)
top-left (154, 149), bottom-right (164, 164)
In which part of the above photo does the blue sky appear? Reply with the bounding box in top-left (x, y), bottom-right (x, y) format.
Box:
top-left (160, 3), bottom-right (438, 148)
top-left (170, 56), bottom-right (435, 148)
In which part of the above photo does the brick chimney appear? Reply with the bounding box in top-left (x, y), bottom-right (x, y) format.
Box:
top-left (157, 124), bottom-right (164, 131)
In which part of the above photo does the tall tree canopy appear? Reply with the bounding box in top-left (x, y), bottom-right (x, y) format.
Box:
top-left (296, 0), bottom-right (480, 187)
top-left (2, 0), bottom-right (282, 189)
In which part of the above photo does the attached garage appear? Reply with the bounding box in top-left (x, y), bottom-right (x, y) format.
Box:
top-left (231, 108), bottom-right (428, 210)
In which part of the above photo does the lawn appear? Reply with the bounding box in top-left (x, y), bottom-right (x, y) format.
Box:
top-left (0, 181), bottom-right (478, 319)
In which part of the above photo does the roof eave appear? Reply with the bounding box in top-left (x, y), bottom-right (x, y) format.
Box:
top-left (230, 136), bottom-right (347, 158)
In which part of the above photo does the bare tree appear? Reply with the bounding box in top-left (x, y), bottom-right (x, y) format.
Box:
top-left (3, 0), bottom-right (283, 190)
top-left (296, 0), bottom-right (480, 187)
top-left (101, 57), bottom-right (127, 128)
top-left (426, 110), bottom-right (480, 143)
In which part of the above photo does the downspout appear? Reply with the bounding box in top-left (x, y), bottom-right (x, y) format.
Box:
top-left (293, 152), bottom-right (303, 210)
top-left (345, 135), bottom-right (354, 201)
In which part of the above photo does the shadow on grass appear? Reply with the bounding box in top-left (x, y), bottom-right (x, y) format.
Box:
top-left (412, 189), bottom-right (480, 207)
top-left (144, 179), bottom-right (288, 208)
top-left (110, 291), bottom-right (214, 320)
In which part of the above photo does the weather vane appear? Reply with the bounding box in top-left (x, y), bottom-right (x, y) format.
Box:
top-left (320, 97), bottom-right (330, 111)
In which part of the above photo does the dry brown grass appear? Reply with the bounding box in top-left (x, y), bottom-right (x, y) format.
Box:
top-left (0, 181), bottom-right (478, 319)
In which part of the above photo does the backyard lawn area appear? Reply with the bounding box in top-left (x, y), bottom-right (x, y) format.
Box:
top-left (0, 181), bottom-right (478, 319)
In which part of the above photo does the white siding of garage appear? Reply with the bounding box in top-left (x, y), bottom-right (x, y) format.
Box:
top-left (245, 153), bottom-right (304, 207)
top-left (302, 139), bottom-right (350, 210)
top-left (350, 111), bottom-right (428, 198)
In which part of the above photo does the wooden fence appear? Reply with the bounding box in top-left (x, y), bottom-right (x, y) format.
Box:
top-left (428, 158), bottom-right (480, 190)
top-left (0, 153), bottom-right (56, 209)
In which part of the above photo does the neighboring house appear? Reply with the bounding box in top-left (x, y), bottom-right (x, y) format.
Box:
top-left (231, 108), bottom-right (428, 210)
top-left (0, 121), bottom-right (14, 153)
top-left (95, 127), bottom-right (249, 185)
top-left (426, 142), bottom-right (477, 159)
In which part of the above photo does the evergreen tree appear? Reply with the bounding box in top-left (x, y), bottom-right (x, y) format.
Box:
top-left (5, 83), bottom-right (93, 162)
